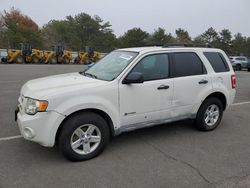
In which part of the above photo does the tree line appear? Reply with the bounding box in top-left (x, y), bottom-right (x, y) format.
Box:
top-left (0, 8), bottom-right (250, 56)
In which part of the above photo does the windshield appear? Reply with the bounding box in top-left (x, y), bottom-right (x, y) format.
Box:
top-left (83, 51), bottom-right (138, 81)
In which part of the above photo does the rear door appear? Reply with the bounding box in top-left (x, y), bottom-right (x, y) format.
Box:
top-left (170, 52), bottom-right (212, 118)
top-left (203, 51), bottom-right (232, 95)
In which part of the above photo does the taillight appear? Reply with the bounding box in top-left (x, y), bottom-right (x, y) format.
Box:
top-left (231, 75), bottom-right (236, 89)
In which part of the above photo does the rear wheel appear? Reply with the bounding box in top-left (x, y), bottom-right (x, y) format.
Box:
top-left (49, 57), bottom-right (57, 64)
top-left (74, 57), bottom-right (80, 64)
top-left (58, 112), bottom-right (110, 161)
top-left (62, 57), bottom-right (70, 64)
top-left (195, 97), bottom-right (223, 131)
top-left (32, 56), bottom-right (40, 64)
top-left (248, 68), bottom-right (250, 72)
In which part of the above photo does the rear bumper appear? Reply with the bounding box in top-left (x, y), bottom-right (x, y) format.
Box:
top-left (17, 111), bottom-right (65, 147)
top-left (226, 89), bottom-right (236, 110)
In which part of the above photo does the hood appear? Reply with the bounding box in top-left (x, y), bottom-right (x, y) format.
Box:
top-left (21, 72), bottom-right (104, 99)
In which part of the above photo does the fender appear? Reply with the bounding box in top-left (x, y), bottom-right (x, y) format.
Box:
top-left (48, 95), bottom-right (121, 144)
top-left (191, 88), bottom-right (229, 116)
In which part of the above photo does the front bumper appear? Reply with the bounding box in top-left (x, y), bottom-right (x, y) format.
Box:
top-left (17, 110), bottom-right (65, 147)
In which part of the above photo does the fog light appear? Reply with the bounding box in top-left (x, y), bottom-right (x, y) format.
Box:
top-left (23, 127), bottom-right (35, 139)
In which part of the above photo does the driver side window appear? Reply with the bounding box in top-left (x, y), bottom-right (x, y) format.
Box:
top-left (131, 54), bottom-right (169, 81)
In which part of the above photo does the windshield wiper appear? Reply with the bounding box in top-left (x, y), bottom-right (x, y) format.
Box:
top-left (83, 72), bottom-right (98, 79)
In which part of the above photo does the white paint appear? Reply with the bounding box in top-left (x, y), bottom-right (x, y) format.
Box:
top-left (3, 47), bottom-right (237, 147)
top-left (0, 135), bottom-right (22, 141)
top-left (0, 101), bottom-right (249, 142)
top-left (0, 81), bottom-right (19, 84)
top-left (232, 101), bottom-right (250, 106)
top-left (0, 101), bottom-right (249, 143)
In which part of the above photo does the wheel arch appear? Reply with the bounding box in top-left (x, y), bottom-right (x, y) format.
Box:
top-left (202, 92), bottom-right (227, 111)
top-left (55, 108), bottom-right (115, 145)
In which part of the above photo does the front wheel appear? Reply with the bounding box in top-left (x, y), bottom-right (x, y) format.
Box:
top-left (195, 97), bottom-right (223, 131)
top-left (58, 112), bottom-right (110, 161)
top-left (248, 68), bottom-right (250, 72)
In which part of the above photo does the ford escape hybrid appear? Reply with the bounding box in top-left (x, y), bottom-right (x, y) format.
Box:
top-left (16, 45), bottom-right (236, 161)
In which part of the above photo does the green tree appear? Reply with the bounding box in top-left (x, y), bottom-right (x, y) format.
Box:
top-left (42, 13), bottom-right (116, 51)
top-left (1, 7), bottom-right (43, 49)
top-left (216, 29), bottom-right (232, 54)
top-left (175, 28), bottom-right (191, 43)
top-left (0, 16), bottom-right (8, 48)
top-left (246, 37), bottom-right (250, 57)
top-left (42, 20), bottom-right (77, 50)
top-left (147, 27), bottom-right (174, 45)
top-left (200, 27), bottom-right (218, 44)
top-left (231, 33), bottom-right (248, 56)
top-left (119, 28), bottom-right (149, 47)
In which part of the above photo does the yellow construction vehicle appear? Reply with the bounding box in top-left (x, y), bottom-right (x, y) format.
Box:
top-left (74, 49), bottom-right (101, 64)
top-left (6, 44), bottom-right (43, 64)
top-left (6, 49), bottom-right (23, 64)
top-left (88, 50), bottom-right (101, 63)
top-left (42, 50), bottom-right (57, 64)
top-left (74, 52), bottom-right (87, 64)
top-left (42, 45), bottom-right (72, 64)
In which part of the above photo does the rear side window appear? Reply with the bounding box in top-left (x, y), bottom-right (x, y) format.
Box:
top-left (172, 52), bottom-right (206, 77)
top-left (204, 52), bottom-right (229, 73)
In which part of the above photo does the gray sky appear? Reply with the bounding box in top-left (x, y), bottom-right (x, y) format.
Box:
top-left (0, 0), bottom-right (250, 38)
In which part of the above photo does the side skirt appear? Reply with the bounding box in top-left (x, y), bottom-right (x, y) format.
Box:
top-left (115, 114), bottom-right (195, 135)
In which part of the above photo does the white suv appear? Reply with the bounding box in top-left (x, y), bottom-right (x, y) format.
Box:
top-left (16, 45), bottom-right (236, 161)
top-left (229, 56), bottom-right (248, 71)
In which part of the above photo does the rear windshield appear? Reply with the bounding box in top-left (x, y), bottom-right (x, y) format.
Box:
top-left (204, 52), bottom-right (229, 73)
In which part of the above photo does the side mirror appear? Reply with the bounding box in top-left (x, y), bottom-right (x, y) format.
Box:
top-left (122, 72), bottom-right (144, 84)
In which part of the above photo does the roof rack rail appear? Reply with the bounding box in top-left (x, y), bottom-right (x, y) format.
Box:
top-left (163, 43), bottom-right (214, 48)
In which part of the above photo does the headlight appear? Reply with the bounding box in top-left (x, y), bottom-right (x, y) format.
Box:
top-left (25, 98), bottom-right (48, 115)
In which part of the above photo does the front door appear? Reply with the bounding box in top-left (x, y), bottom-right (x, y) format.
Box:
top-left (119, 53), bottom-right (173, 128)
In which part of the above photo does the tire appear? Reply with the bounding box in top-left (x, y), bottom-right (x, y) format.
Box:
top-left (14, 55), bottom-right (24, 64)
top-left (62, 57), bottom-right (70, 64)
top-left (58, 112), bottom-right (110, 161)
top-left (195, 97), bottom-right (223, 131)
top-left (248, 68), bottom-right (250, 72)
top-left (32, 56), bottom-right (40, 64)
top-left (236, 64), bottom-right (241, 71)
top-left (1, 57), bottom-right (7, 63)
top-left (74, 57), bottom-right (80, 64)
top-left (49, 57), bottom-right (57, 64)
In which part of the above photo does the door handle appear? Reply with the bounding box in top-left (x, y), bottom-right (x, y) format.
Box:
top-left (199, 79), bottom-right (208, 84)
top-left (157, 85), bottom-right (169, 90)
